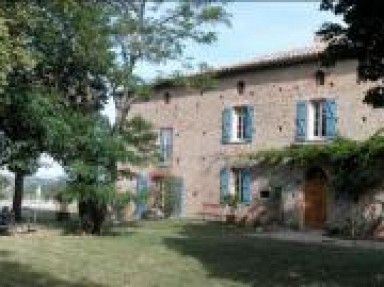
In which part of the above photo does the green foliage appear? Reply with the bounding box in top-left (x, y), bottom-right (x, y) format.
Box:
top-left (253, 138), bottom-right (357, 166)
top-left (318, 0), bottom-right (384, 106)
top-left (250, 136), bottom-right (384, 198)
top-left (0, 174), bottom-right (11, 200)
top-left (113, 192), bottom-right (132, 209)
top-left (162, 177), bottom-right (183, 217)
top-left (0, 2), bottom-right (35, 92)
top-left (63, 113), bottom-right (156, 232)
top-left (222, 193), bottom-right (239, 207)
top-left (109, 0), bottom-right (230, 128)
top-left (135, 182), bottom-right (149, 205)
top-left (0, 0), bottom-right (226, 225)
top-left (0, 0), bottom-right (116, 220)
top-left (154, 63), bottom-right (219, 93)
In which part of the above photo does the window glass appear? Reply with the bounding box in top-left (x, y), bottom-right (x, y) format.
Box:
top-left (313, 101), bottom-right (320, 137)
top-left (321, 103), bottom-right (327, 136)
top-left (159, 128), bottom-right (173, 166)
top-left (234, 170), bottom-right (243, 202)
top-left (231, 168), bottom-right (251, 203)
top-left (310, 100), bottom-right (327, 139)
top-left (233, 107), bottom-right (246, 141)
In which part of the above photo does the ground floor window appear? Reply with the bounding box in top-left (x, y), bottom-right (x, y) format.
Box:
top-left (151, 176), bottom-right (184, 217)
top-left (158, 128), bottom-right (173, 166)
top-left (233, 169), bottom-right (245, 202)
top-left (220, 167), bottom-right (251, 204)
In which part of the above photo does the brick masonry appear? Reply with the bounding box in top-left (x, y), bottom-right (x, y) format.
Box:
top-left (118, 57), bottom-right (384, 227)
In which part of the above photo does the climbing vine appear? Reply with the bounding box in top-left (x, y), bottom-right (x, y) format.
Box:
top-left (247, 136), bottom-right (384, 200)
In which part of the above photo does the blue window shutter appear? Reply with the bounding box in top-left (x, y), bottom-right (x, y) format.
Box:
top-left (159, 141), bottom-right (165, 163)
top-left (161, 131), bottom-right (166, 161)
top-left (241, 169), bottom-right (251, 204)
top-left (325, 99), bottom-right (337, 138)
top-left (296, 101), bottom-right (307, 140)
top-left (220, 168), bottom-right (230, 204)
top-left (136, 173), bottom-right (148, 203)
top-left (159, 129), bottom-right (173, 166)
top-left (175, 177), bottom-right (185, 216)
top-left (222, 107), bottom-right (232, 144)
top-left (135, 173), bottom-right (149, 218)
top-left (136, 174), bottom-right (142, 195)
top-left (244, 105), bottom-right (254, 142)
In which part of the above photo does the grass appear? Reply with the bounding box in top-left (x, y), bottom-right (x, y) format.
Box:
top-left (0, 219), bottom-right (383, 286)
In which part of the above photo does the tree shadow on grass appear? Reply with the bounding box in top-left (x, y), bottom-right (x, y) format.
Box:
top-left (164, 221), bottom-right (384, 287)
top-left (0, 250), bottom-right (104, 287)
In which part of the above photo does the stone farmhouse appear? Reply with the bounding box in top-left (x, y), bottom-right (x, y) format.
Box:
top-left (117, 42), bottom-right (384, 230)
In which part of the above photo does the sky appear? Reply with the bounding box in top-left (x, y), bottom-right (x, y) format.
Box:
top-left (38, 2), bottom-right (340, 179)
top-left (135, 2), bottom-right (340, 79)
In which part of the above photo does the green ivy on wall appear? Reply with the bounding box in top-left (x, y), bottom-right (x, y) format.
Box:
top-left (247, 136), bottom-right (384, 200)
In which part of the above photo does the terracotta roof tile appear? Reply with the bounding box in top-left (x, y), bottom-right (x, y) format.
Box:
top-left (211, 43), bottom-right (326, 74)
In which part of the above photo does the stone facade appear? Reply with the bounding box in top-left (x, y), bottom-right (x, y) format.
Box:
top-left (118, 47), bottom-right (384, 228)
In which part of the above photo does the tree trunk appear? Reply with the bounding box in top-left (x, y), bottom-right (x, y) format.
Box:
top-left (78, 199), bottom-right (107, 235)
top-left (13, 172), bottom-right (24, 222)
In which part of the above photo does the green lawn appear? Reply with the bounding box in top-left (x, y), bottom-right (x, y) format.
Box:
top-left (0, 220), bottom-right (383, 287)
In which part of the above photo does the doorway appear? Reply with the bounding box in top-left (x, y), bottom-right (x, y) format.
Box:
top-left (304, 167), bottom-right (327, 229)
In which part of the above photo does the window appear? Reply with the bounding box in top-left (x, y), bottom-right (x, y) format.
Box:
top-left (296, 99), bottom-right (337, 141)
top-left (315, 70), bottom-right (325, 86)
top-left (220, 168), bottom-right (251, 204)
top-left (222, 105), bottom-right (254, 144)
top-left (234, 169), bottom-right (244, 202)
top-left (234, 107), bottom-right (246, 141)
top-left (309, 100), bottom-right (328, 139)
top-left (260, 186), bottom-right (282, 201)
top-left (260, 190), bottom-right (270, 200)
top-left (136, 173), bottom-right (149, 205)
top-left (158, 128), bottom-right (173, 166)
top-left (164, 92), bottom-right (171, 104)
top-left (237, 81), bottom-right (245, 95)
top-left (313, 100), bottom-right (326, 137)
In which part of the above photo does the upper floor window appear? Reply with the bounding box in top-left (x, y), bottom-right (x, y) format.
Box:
top-left (222, 105), bottom-right (254, 144)
top-left (234, 107), bottom-right (246, 140)
top-left (296, 99), bottom-right (337, 141)
top-left (220, 168), bottom-right (251, 205)
top-left (237, 81), bottom-right (245, 95)
top-left (158, 128), bottom-right (173, 166)
top-left (164, 92), bottom-right (171, 104)
top-left (311, 100), bottom-right (327, 138)
top-left (315, 70), bottom-right (325, 86)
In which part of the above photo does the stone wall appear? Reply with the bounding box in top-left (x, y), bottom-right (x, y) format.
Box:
top-left (121, 58), bottom-right (384, 222)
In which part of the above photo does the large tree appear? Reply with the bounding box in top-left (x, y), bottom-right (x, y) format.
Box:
top-left (65, 1), bottom-right (230, 232)
top-left (0, 0), bottom-right (230, 224)
top-left (0, 0), bottom-right (113, 221)
top-left (108, 0), bottom-right (230, 130)
top-left (62, 114), bottom-right (156, 234)
top-left (318, 0), bottom-right (384, 107)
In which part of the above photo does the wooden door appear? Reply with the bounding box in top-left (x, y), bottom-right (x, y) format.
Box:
top-left (304, 176), bottom-right (326, 229)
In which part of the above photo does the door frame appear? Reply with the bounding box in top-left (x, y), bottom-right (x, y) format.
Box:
top-left (303, 166), bottom-right (328, 229)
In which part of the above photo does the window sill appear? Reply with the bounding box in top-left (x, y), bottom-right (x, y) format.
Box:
top-left (237, 202), bottom-right (251, 206)
top-left (223, 139), bottom-right (252, 145)
top-left (295, 137), bottom-right (335, 144)
top-left (221, 202), bottom-right (250, 208)
top-left (158, 162), bottom-right (172, 168)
